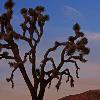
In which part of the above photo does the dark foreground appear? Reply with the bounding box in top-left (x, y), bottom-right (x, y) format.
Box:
top-left (59, 90), bottom-right (100, 100)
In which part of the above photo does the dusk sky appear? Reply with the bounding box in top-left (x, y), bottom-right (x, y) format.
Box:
top-left (0, 0), bottom-right (100, 100)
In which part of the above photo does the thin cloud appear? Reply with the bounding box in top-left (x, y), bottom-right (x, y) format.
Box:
top-left (86, 33), bottom-right (100, 41)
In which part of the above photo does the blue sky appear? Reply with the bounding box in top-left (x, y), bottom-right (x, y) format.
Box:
top-left (0, 0), bottom-right (99, 53)
top-left (1, 0), bottom-right (100, 32)
top-left (0, 0), bottom-right (100, 100)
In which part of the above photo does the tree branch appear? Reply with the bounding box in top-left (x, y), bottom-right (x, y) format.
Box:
top-left (0, 52), bottom-right (15, 59)
top-left (4, 38), bottom-right (35, 96)
top-left (64, 59), bottom-right (80, 78)
top-left (44, 41), bottom-right (67, 58)
top-left (6, 67), bottom-right (17, 88)
top-left (0, 43), bottom-right (11, 49)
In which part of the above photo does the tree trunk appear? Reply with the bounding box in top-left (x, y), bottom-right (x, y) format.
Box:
top-left (31, 85), bottom-right (46, 100)
top-left (31, 88), bottom-right (45, 100)
top-left (38, 88), bottom-right (45, 100)
top-left (37, 82), bottom-right (46, 100)
top-left (32, 93), bottom-right (38, 100)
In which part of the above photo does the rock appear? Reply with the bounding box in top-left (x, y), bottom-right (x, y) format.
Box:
top-left (59, 90), bottom-right (100, 100)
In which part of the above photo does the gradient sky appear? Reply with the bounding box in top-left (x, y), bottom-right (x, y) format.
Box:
top-left (0, 0), bottom-right (100, 100)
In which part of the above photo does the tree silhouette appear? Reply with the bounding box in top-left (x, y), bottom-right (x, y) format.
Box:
top-left (0, 0), bottom-right (90, 100)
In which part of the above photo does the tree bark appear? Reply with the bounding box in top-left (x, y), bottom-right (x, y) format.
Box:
top-left (31, 85), bottom-right (46, 100)
top-left (37, 81), bottom-right (47, 100)
top-left (32, 92), bottom-right (38, 100)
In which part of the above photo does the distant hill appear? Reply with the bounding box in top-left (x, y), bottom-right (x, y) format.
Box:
top-left (59, 90), bottom-right (100, 100)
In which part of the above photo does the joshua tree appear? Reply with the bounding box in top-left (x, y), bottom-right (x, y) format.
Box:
top-left (0, 0), bottom-right (90, 100)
